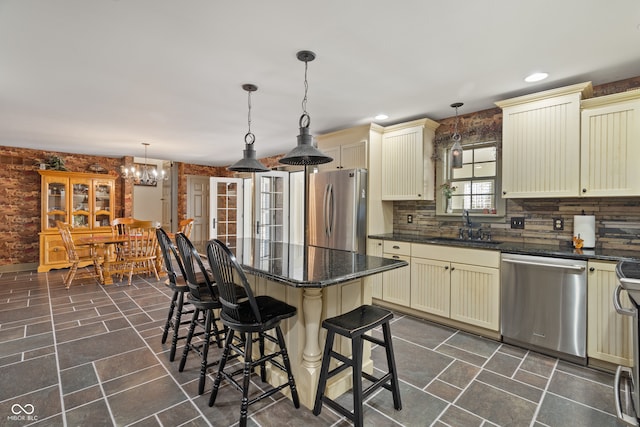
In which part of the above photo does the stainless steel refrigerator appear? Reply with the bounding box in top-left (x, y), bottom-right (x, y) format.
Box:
top-left (308, 168), bottom-right (367, 254)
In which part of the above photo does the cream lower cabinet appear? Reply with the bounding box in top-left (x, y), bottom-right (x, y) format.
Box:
top-left (366, 239), bottom-right (384, 299)
top-left (587, 260), bottom-right (633, 367)
top-left (411, 243), bottom-right (500, 332)
top-left (381, 241), bottom-right (411, 306)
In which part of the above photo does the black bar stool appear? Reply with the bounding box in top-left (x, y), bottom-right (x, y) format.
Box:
top-left (206, 239), bottom-right (300, 427)
top-left (156, 228), bottom-right (194, 362)
top-left (312, 305), bottom-right (402, 427)
top-left (175, 232), bottom-right (226, 395)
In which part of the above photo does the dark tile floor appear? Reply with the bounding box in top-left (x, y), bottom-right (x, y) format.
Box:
top-left (0, 268), bottom-right (627, 426)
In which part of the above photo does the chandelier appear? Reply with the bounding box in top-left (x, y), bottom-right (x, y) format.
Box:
top-left (121, 143), bottom-right (168, 185)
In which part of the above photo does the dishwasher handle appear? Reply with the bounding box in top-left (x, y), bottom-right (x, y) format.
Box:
top-left (613, 284), bottom-right (635, 317)
top-left (502, 258), bottom-right (586, 271)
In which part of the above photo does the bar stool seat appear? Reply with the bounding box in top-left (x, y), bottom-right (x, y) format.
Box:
top-left (313, 304), bottom-right (402, 427)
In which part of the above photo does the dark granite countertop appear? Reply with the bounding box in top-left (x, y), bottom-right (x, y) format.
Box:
top-left (202, 239), bottom-right (408, 288)
top-left (369, 233), bottom-right (640, 262)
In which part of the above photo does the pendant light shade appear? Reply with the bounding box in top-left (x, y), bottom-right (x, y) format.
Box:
top-left (229, 84), bottom-right (270, 173)
top-left (279, 50), bottom-right (333, 166)
top-left (450, 102), bottom-right (464, 169)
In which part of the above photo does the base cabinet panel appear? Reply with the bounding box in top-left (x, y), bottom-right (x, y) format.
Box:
top-left (450, 263), bottom-right (500, 331)
top-left (587, 260), bottom-right (633, 366)
top-left (381, 255), bottom-right (411, 306)
top-left (410, 257), bottom-right (450, 317)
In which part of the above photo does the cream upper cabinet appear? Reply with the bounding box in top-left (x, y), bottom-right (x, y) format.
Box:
top-left (410, 243), bottom-right (500, 332)
top-left (496, 82), bottom-right (592, 198)
top-left (316, 140), bottom-right (366, 171)
top-left (587, 260), bottom-right (633, 367)
top-left (580, 89), bottom-right (640, 197)
top-left (381, 118), bottom-right (439, 201)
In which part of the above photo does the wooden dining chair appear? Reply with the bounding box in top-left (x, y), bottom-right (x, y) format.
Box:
top-left (179, 218), bottom-right (194, 239)
top-left (120, 223), bottom-right (160, 285)
top-left (111, 217), bottom-right (136, 236)
top-left (56, 221), bottom-right (104, 289)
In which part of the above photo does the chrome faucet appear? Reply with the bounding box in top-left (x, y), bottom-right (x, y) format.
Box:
top-left (463, 210), bottom-right (472, 227)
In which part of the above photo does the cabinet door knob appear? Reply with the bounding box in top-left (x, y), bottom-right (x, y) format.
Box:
top-left (444, 266), bottom-right (449, 270)
top-left (503, 191), bottom-right (507, 195)
top-left (582, 188), bottom-right (587, 193)
top-left (450, 267), bottom-right (455, 271)
top-left (589, 267), bottom-right (595, 272)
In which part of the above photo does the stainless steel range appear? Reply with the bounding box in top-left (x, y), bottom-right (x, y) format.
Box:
top-left (614, 261), bottom-right (640, 426)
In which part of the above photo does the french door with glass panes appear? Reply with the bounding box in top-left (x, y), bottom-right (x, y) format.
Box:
top-left (209, 177), bottom-right (244, 252)
top-left (254, 171), bottom-right (290, 243)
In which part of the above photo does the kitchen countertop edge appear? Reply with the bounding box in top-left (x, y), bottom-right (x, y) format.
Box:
top-left (369, 233), bottom-right (640, 262)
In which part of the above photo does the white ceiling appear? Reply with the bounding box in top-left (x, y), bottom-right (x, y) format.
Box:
top-left (1, 0), bottom-right (640, 166)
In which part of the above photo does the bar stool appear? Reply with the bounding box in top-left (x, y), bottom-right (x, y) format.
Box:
top-left (175, 232), bottom-right (225, 395)
top-left (206, 239), bottom-right (300, 427)
top-left (156, 228), bottom-right (194, 362)
top-left (312, 305), bottom-right (402, 427)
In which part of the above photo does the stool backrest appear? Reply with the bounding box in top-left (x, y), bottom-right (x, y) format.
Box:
top-left (175, 232), bottom-right (215, 301)
top-left (156, 228), bottom-right (187, 286)
top-left (206, 239), bottom-right (261, 323)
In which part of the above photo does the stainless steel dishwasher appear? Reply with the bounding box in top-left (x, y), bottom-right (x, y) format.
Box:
top-left (501, 253), bottom-right (587, 364)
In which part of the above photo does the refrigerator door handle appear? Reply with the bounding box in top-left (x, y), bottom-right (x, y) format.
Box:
top-left (328, 184), bottom-right (335, 237)
top-left (323, 184), bottom-right (331, 237)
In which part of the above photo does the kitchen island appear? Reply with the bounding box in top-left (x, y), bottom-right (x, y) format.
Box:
top-left (226, 239), bottom-right (408, 409)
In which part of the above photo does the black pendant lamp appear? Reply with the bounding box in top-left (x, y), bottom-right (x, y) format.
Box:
top-left (228, 84), bottom-right (270, 173)
top-left (279, 50), bottom-right (333, 166)
top-left (450, 102), bottom-right (464, 169)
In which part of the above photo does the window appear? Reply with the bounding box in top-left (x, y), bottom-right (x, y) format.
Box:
top-left (442, 141), bottom-right (500, 215)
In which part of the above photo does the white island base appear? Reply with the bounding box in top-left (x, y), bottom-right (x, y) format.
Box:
top-left (247, 275), bottom-right (374, 409)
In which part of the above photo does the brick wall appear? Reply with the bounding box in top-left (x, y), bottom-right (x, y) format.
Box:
top-left (393, 76), bottom-right (640, 251)
top-left (0, 147), bottom-right (123, 267)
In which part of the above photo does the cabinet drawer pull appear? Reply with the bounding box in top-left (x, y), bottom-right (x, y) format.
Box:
top-left (392, 255), bottom-right (400, 259)
top-left (392, 245), bottom-right (400, 249)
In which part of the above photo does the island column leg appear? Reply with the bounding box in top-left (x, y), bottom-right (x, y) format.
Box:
top-left (299, 287), bottom-right (323, 407)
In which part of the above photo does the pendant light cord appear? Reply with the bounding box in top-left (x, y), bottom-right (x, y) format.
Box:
top-left (452, 104), bottom-right (461, 142)
top-left (245, 85), bottom-right (255, 144)
top-left (300, 58), bottom-right (311, 128)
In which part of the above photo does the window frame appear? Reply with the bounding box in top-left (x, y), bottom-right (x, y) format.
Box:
top-left (436, 139), bottom-right (505, 218)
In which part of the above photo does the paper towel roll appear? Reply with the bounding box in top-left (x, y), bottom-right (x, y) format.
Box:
top-left (574, 215), bottom-right (596, 248)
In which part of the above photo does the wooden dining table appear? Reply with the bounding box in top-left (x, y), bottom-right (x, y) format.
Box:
top-left (76, 235), bottom-right (132, 285)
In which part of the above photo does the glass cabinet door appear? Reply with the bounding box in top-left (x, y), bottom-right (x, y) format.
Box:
top-left (70, 178), bottom-right (91, 229)
top-left (93, 180), bottom-right (113, 229)
top-left (44, 176), bottom-right (68, 230)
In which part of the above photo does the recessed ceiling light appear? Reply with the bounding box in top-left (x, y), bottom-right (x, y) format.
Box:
top-left (374, 113), bottom-right (389, 120)
top-left (525, 72), bottom-right (549, 83)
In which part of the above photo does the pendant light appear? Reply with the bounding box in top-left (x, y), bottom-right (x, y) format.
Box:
top-left (279, 50), bottom-right (333, 166)
top-left (450, 102), bottom-right (464, 169)
top-left (228, 84), bottom-right (270, 173)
